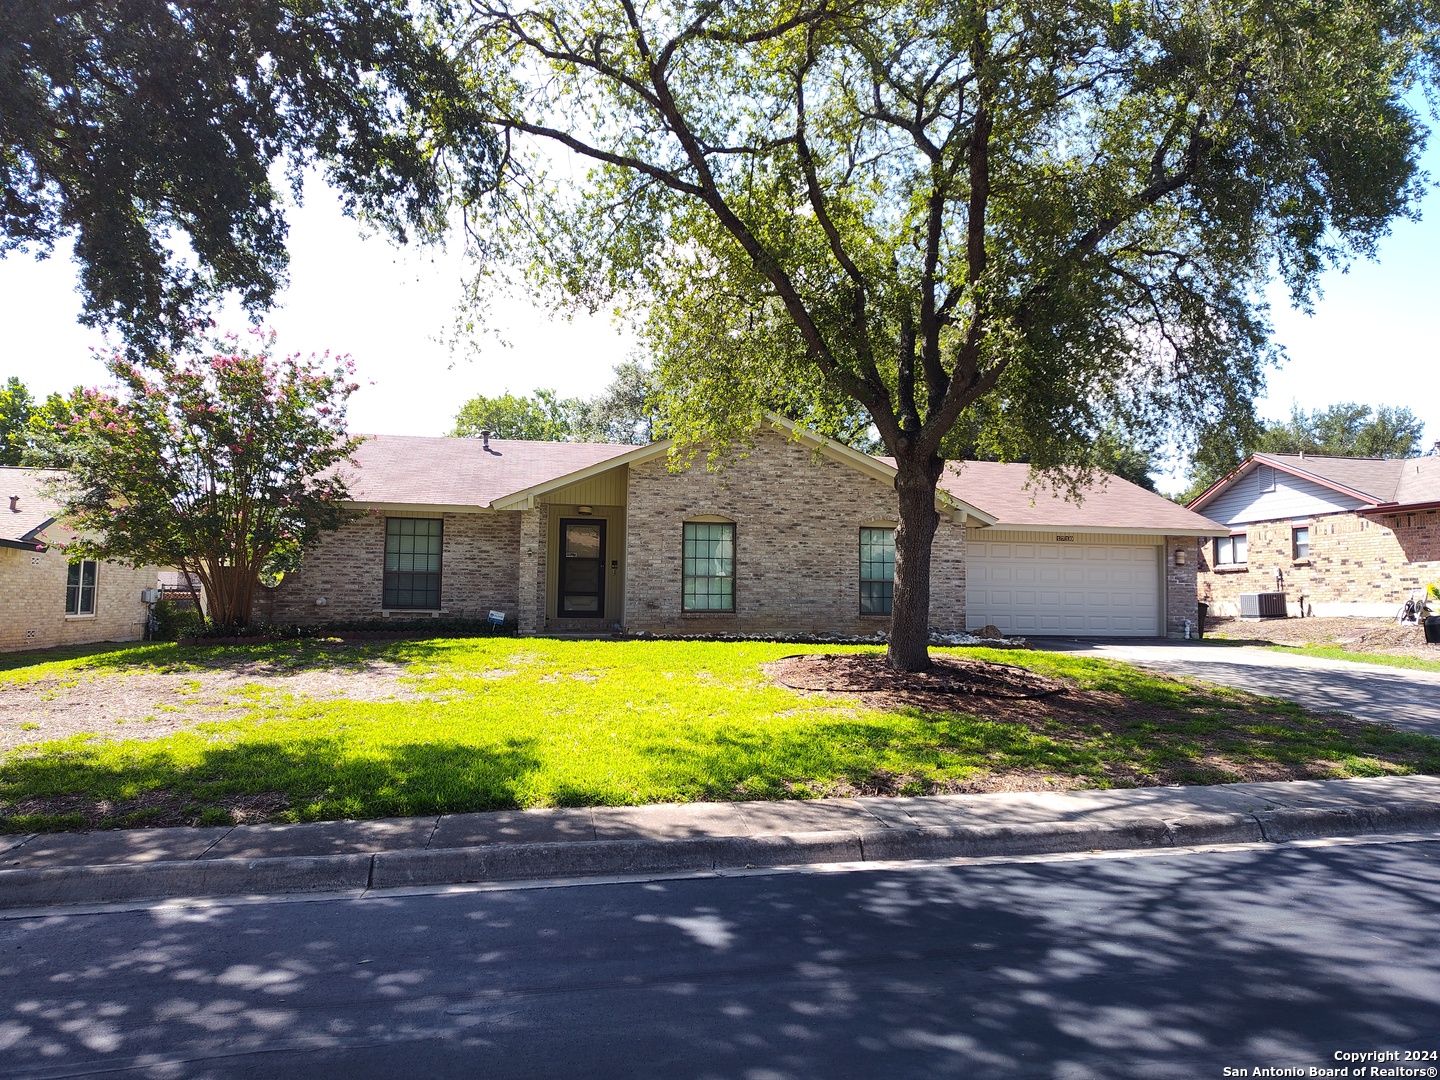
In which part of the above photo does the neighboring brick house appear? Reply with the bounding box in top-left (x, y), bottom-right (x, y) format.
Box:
top-left (1188, 452), bottom-right (1440, 617)
top-left (0, 467), bottom-right (159, 652)
top-left (266, 415), bottom-right (1224, 639)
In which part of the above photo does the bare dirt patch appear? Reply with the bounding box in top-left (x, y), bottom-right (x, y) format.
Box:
top-left (5, 790), bottom-right (294, 830)
top-left (1208, 616), bottom-right (1439, 660)
top-left (0, 660), bottom-right (430, 753)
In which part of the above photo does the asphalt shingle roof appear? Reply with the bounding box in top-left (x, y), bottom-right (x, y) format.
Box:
top-left (341, 435), bottom-right (638, 507)
top-left (1220, 453), bottom-right (1440, 509)
top-left (0, 467), bottom-right (65, 548)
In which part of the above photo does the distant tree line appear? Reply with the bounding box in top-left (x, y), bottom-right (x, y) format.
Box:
top-left (1180, 402), bottom-right (1426, 503)
top-left (0, 377), bottom-right (85, 467)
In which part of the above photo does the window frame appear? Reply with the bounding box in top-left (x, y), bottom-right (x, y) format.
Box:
top-left (65, 558), bottom-right (98, 616)
top-left (1214, 532), bottom-right (1248, 567)
top-left (1292, 523), bottom-right (1311, 560)
top-left (681, 520), bottom-right (736, 613)
top-left (383, 517), bottom-right (444, 611)
top-left (858, 526), bottom-right (895, 616)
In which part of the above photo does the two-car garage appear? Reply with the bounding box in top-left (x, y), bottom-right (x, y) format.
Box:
top-left (965, 534), bottom-right (1164, 637)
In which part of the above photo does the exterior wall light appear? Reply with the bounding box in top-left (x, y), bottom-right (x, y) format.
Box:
top-left (577, 505), bottom-right (594, 515)
top-left (1174, 548), bottom-right (1187, 566)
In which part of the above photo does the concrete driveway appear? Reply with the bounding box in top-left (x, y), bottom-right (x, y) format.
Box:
top-left (1035, 639), bottom-right (1440, 735)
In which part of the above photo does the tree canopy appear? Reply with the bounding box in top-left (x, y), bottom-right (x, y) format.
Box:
top-left (451, 361), bottom-right (661, 443)
top-left (59, 332), bottom-right (362, 628)
top-left (455, 0), bottom-right (1440, 667)
top-left (1, 0), bottom-right (497, 354)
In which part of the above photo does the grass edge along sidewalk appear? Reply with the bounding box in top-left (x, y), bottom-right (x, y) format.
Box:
top-left (4, 638), bottom-right (1440, 833)
top-left (3, 776), bottom-right (1440, 910)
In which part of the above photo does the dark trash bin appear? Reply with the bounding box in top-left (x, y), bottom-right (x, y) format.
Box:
top-left (1425, 615), bottom-right (1440, 645)
top-left (1196, 602), bottom-right (1208, 639)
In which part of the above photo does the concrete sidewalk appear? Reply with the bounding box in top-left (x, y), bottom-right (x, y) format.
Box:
top-left (4, 775), bottom-right (1440, 911)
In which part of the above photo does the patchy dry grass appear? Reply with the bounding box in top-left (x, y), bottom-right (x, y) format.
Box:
top-left (2, 638), bottom-right (1437, 832)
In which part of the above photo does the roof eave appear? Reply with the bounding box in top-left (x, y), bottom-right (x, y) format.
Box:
top-left (488, 442), bottom-right (665, 511)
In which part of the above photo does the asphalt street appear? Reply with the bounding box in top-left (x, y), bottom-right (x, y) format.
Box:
top-left (1038, 640), bottom-right (1440, 735)
top-left (3, 837), bottom-right (1439, 1079)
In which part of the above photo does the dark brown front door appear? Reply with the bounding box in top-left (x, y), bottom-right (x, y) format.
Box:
top-left (559, 519), bottom-right (606, 617)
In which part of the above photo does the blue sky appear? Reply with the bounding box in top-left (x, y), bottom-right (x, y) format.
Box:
top-left (1, 147), bottom-right (1435, 494)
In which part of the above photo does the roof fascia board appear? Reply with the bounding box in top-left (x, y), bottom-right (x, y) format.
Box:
top-left (346, 502), bottom-right (492, 515)
top-left (488, 442), bottom-right (668, 511)
top-left (763, 412), bottom-right (1001, 526)
top-left (1360, 500), bottom-right (1440, 516)
top-left (967, 524), bottom-right (1230, 538)
top-left (0, 537), bottom-right (46, 550)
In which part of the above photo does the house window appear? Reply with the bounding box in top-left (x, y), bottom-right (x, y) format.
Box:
top-left (682, 521), bottom-right (735, 612)
top-left (1214, 533), bottom-right (1247, 566)
top-left (384, 518), bottom-right (442, 609)
top-left (859, 527), bottom-right (895, 615)
top-left (1292, 525), bottom-right (1310, 560)
top-left (65, 559), bottom-right (97, 615)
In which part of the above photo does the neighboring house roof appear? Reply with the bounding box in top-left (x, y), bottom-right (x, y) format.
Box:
top-left (932, 460), bottom-right (1227, 535)
top-left (1188, 452), bottom-right (1440, 516)
top-left (342, 435), bottom-right (639, 510)
top-left (0, 467), bottom-right (65, 550)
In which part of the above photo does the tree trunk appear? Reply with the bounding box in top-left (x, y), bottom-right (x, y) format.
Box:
top-left (205, 564), bottom-right (259, 630)
top-left (888, 452), bottom-right (945, 672)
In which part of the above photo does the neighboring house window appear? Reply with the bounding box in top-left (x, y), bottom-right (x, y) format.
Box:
top-left (682, 521), bottom-right (735, 612)
top-left (859, 527), bottom-right (895, 615)
top-left (65, 559), bottom-right (97, 615)
top-left (1214, 533), bottom-right (1247, 566)
top-left (384, 518), bottom-right (442, 609)
top-left (1292, 525), bottom-right (1310, 560)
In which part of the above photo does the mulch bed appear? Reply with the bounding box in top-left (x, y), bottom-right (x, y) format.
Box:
top-left (766, 653), bottom-right (1068, 701)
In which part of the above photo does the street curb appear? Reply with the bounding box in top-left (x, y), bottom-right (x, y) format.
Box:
top-left (3, 804), bottom-right (1438, 910)
top-left (0, 853), bottom-right (372, 910)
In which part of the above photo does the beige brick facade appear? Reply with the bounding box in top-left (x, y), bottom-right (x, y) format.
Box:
top-left (0, 546), bottom-right (156, 652)
top-left (265, 508), bottom-right (522, 624)
top-left (1196, 508), bottom-right (1440, 617)
top-left (623, 428), bottom-right (967, 635)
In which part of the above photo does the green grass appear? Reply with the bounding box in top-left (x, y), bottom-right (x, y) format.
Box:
top-left (3, 638), bottom-right (1439, 832)
top-left (1258, 643), bottom-right (1440, 674)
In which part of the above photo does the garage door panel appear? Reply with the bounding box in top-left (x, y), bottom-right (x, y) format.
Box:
top-left (969, 541), bottom-right (1161, 637)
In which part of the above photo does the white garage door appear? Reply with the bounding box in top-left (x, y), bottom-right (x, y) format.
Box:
top-left (967, 540), bottom-right (1162, 636)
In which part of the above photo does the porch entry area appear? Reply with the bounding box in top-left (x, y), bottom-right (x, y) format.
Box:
top-left (558, 518), bottom-right (606, 617)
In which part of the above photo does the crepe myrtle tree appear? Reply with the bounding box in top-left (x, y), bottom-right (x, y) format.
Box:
top-left (456, 0), bottom-right (1440, 670)
top-left (59, 332), bottom-right (363, 630)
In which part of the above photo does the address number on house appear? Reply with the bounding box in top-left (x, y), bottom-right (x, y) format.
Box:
top-left (1054, 534), bottom-right (1076, 542)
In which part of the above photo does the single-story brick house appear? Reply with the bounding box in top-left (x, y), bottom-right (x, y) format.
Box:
top-left (1188, 452), bottom-right (1440, 617)
top-left (0, 467), bottom-right (158, 652)
top-left (264, 417), bottom-right (1225, 639)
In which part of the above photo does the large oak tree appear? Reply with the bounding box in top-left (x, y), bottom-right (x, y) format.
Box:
top-left (457, 0), bottom-right (1440, 669)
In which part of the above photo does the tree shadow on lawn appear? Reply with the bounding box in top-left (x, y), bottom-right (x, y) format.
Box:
top-left (0, 732), bottom-right (545, 832)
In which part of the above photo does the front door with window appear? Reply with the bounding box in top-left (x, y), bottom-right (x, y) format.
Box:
top-left (559, 519), bottom-right (606, 617)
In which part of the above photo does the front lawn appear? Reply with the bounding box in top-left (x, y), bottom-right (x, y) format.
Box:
top-left (3, 638), bottom-right (1438, 832)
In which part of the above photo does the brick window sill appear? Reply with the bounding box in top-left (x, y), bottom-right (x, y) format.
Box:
top-left (680, 611), bottom-right (738, 618)
top-left (374, 609), bottom-right (449, 618)
top-left (1291, 559), bottom-right (1312, 567)
top-left (64, 613), bottom-right (97, 621)
top-left (1213, 565), bottom-right (1249, 574)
